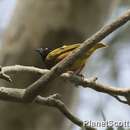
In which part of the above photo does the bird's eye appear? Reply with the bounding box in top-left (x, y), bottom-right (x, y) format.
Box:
top-left (44, 48), bottom-right (49, 51)
top-left (44, 48), bottom-right (50, 54)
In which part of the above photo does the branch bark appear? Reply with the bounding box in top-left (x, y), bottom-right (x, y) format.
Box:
top-left (1, 65), bottom-right (130, 105)
top-left (0, 64), bottom-right (130, 129)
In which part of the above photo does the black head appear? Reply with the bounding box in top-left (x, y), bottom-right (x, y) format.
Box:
top-left (35, 48), bottom-right (50, 61)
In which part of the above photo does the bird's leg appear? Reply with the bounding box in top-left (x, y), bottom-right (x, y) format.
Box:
top-left (74, 64), bottom-right (85, 79)
top-left (66, 64), bottom-right (85, 87)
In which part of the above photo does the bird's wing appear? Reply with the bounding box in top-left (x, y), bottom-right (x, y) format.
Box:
top-left (46, 43), bottom-right (80, 60)
top-left (56, 50), bottom-right (72, 62)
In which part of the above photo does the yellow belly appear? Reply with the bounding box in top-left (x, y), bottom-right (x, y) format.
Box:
top-left (69, 57), bottom-right (86, 71)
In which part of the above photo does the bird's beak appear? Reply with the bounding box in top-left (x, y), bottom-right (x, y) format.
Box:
top-left (35, 48), bottom-right (40, 53)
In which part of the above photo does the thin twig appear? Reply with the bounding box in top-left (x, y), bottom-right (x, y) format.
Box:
top-left (0, 73), bottom-right (12, 82)
top-left (110, 95), bottom-right (128, 104)
top-left (0, 66), bottom-right (12, 82)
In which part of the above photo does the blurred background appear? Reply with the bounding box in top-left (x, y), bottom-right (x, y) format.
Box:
top-left (0, 0), bottom-right (130, 130)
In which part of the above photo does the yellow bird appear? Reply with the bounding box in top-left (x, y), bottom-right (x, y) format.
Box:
top-left (36, 43), bottom-right (107, 74)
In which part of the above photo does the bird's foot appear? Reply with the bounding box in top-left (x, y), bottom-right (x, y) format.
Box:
top-left (67, 71), bottom-right (85, 87)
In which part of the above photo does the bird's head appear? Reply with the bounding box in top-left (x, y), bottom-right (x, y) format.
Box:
top-left (35, 48), bottom-right (50, 61)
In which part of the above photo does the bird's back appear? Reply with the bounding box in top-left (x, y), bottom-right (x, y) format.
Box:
top-left (46, 43), bottom-right (80, 61)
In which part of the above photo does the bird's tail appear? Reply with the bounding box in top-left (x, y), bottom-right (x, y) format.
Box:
top-left (84, 42), bottom-right (107, 58)
top-left (94, 42), bottom-right (108, 49)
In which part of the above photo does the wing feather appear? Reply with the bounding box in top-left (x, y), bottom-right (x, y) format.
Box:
top-left (46, 43), bottom-right (80, 60)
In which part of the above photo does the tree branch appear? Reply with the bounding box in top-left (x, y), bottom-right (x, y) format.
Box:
top-left (1, 65), bottom-right (130, 105)
top-left (23, 10), bottom-right (130, 101)
top-left (0, 63), bottom-right (130, 129)
top-left (35, 95), bottom-right (95, 130)
top-left (0, 85), bottom-right (95, 130)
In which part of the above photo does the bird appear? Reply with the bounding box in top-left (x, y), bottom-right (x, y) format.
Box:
top-left (36, 43), bottom-right (107, 74)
